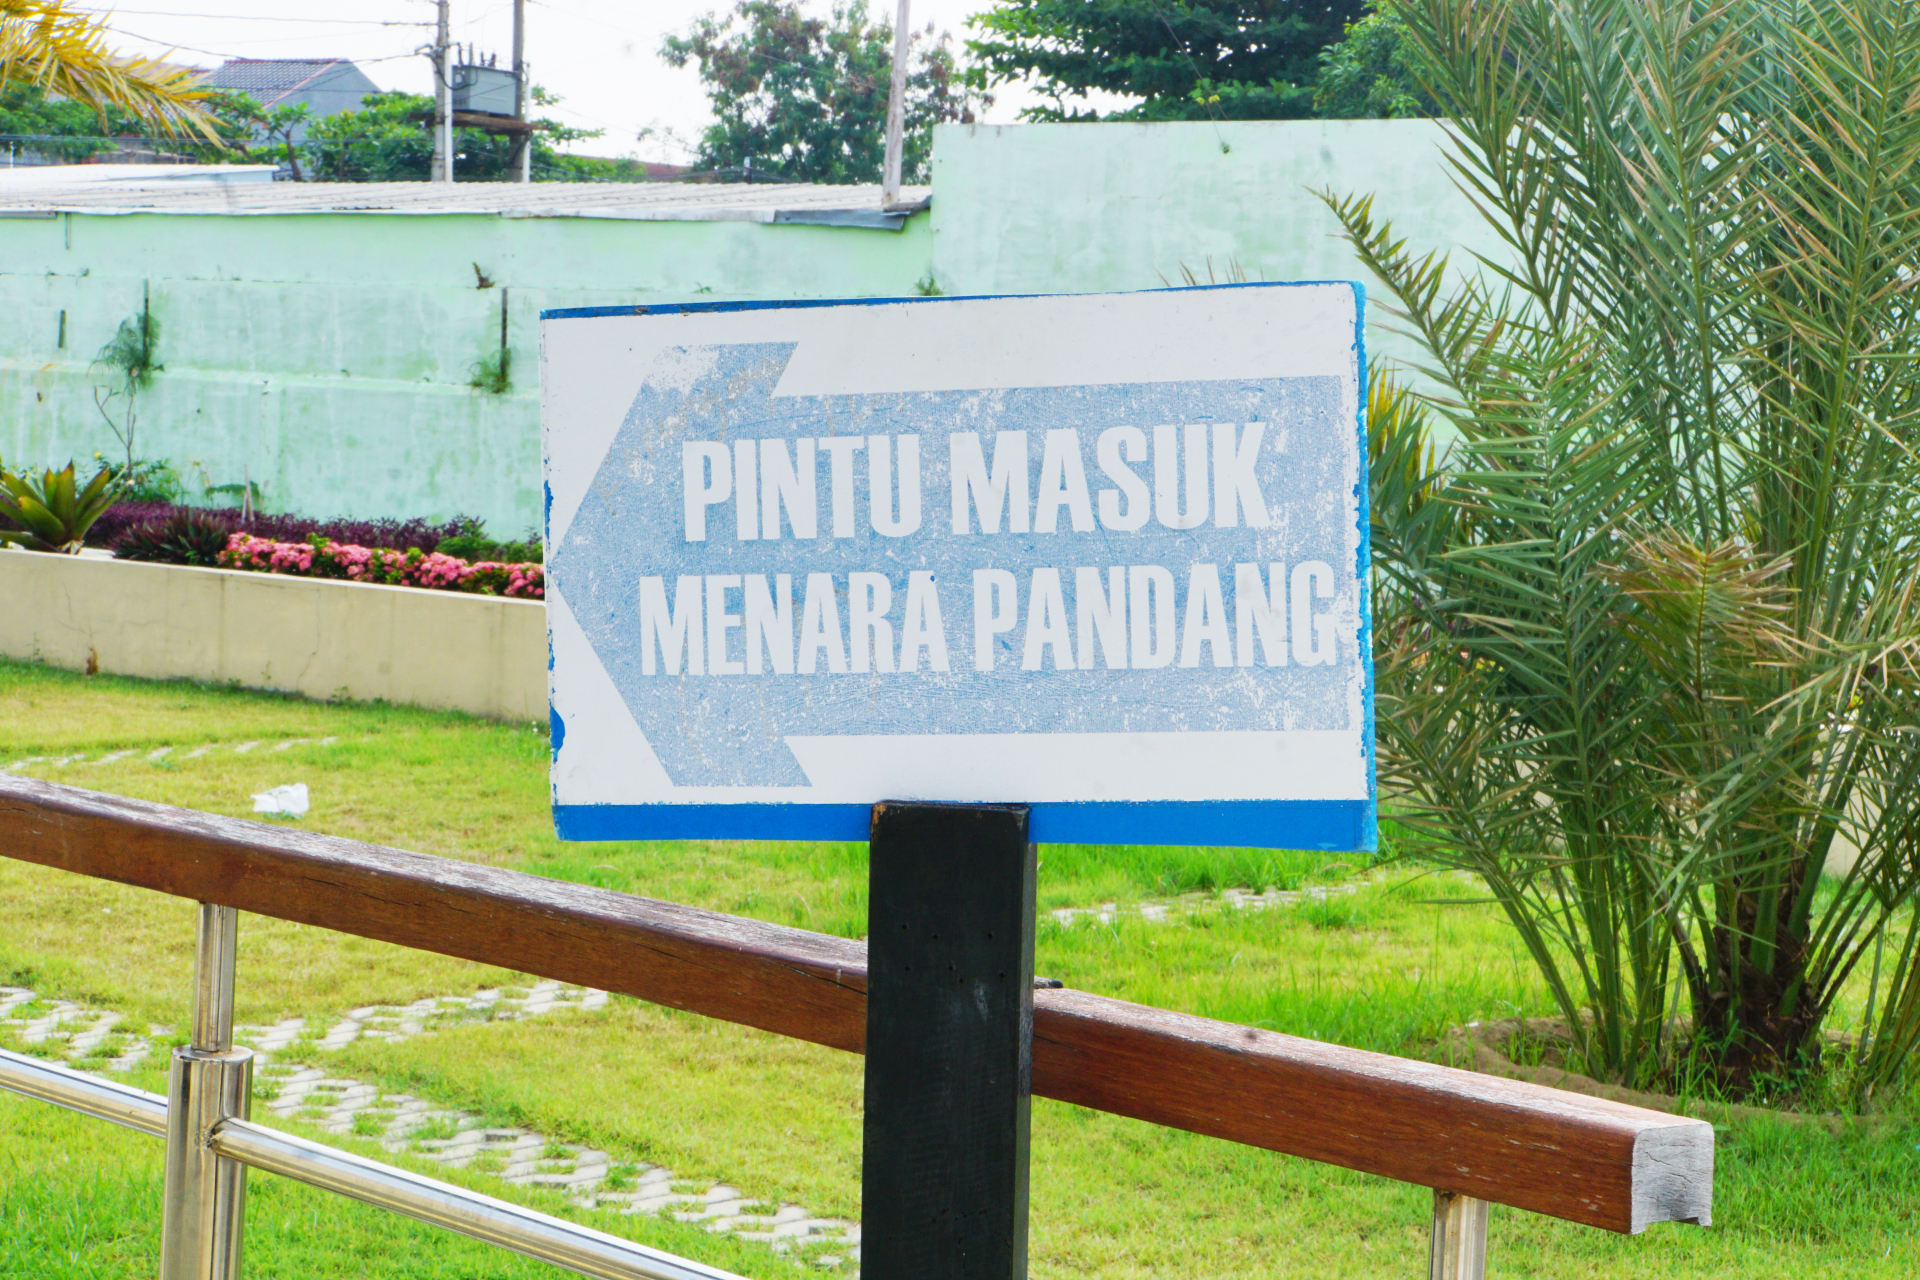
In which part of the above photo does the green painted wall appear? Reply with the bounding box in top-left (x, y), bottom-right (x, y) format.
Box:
top-left (0, 121), bottom-right (1489, 532)
top-left (926, 119), bottom-right (1505, 378)
top-left (0, 211), bottom-right (931, 531)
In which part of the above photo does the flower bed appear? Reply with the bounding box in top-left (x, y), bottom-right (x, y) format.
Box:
top-left (220, 533), bottom-right (544, 599)
top-left (90, 502), bottom-right (472, 555)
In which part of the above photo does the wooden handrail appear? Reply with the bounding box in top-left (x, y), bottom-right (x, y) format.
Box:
top-left (0, 775), bottom-right (1711, 1234)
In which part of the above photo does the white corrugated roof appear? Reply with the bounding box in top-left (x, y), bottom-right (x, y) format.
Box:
top-left (0, 174), bottom-right (931, 229)
top-left (0, 165), bottom-right (278, 187)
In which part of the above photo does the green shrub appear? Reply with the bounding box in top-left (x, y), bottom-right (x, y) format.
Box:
top-left (435, 519), bottom-right (542, 565)
top-left (106, 457), bottom-right (184, 504)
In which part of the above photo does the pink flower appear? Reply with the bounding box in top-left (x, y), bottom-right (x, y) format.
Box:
top-left (217, 527), bottom-right (545, 601)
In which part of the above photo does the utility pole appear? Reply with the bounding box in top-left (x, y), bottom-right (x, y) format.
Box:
top-left (881, 0), bottom-right (910, 207)
top-left (430, 0), bottom-right (454, 183)
top-left (510, 0), bottom-right (530, 182)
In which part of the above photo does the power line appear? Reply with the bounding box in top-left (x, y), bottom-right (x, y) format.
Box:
top-left (107, 23), bottom-right (427, 66)
top-left (104, 27), bottom-right (247, 59)
top-left (456, 2), bottom-right (513, 30)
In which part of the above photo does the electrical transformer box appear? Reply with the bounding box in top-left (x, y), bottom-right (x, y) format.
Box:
top-left (452, 65), bottom-right (518, 117)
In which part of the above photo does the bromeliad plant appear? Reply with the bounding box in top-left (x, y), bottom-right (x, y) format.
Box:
top-left (110, 507), bottom-right (235, 567)
top-left (1337, 0), bottom-right (1920, 1096)
top-left (0, 461), bottom-right (121, 553)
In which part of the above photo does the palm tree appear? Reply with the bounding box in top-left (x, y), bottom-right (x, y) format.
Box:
top-left (1, 0), bottom-right (216, 138)
top-left (1336, 0), bottom-right (1920, 1097)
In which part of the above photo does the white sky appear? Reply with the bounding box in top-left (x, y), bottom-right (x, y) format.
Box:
top-left (92, 1), bottom-right (1124, 164)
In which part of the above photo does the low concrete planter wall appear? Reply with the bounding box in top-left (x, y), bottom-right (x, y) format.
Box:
top-left (0, 551), bottom-right (546, 721)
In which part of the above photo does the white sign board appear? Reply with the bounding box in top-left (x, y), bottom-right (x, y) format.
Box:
top-left (542, 283), bottom-right (1373, 849)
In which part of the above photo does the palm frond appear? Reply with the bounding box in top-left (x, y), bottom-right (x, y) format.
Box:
top-left (1345, 0), bottom-right (1920, 1092)
top-left (0, 0), bottom-right (218, 140)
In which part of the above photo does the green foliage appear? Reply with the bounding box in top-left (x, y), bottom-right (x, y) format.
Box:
top-left (536, 153), bottom-right (655, 182)
top-left (0, 460), bottom-right (120, 553)
top-left (91, 297), bottom-right (161, 476)
top-left (0, 80), bottom-right (118, 160)
top-left (966, 0), bottom-right (1364, 122)
top-left (1333, 0), bottom-right (1920, 1096)
top-left (435, 519), bottom-right (541, 566)
top-left (662, 0), bottom-right (984, 184)
top-left (300, 88), bottom-right (602, 184)
top-left (201, 478), bottom-right (262, 512)
top-left (1314, 2), bottom-right (1438, 118)
top-left (106, 456), bottom-right (183, 504)
top-left (300, 91), bottom-right (430, 181)
top-left (254, 101), bottom-right (315, 181)
top-left (468, 348), bottom-right (512, 396)
top-left (0, 84), bottom-right (276, 164)
top-left (95, 306), bottom-right (160, 395)
top-left (160, 88), bottom-right (288, 163)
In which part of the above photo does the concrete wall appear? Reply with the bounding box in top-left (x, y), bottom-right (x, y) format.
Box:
top-left (0, 550), bottom-right (546, 720)
top-left (927, 119), bottom-right (1505, 376)
top-left (0, 121), bottom-right (1491, 532)
top-left (0, 212), bottom-right (932, 532)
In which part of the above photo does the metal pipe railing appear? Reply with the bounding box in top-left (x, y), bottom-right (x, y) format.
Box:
top-left (161, 903), bottom-right (252, 1280)
top-left (0, 1043), bottom-right (167, 1137)
top-left (0, 1025), bottom-right (747, 1280)
top-left (209, 1117), bottom-right (744, 1280)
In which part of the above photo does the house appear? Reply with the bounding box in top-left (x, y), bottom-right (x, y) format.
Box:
top-left (201, 59), bottom-right (382, 141)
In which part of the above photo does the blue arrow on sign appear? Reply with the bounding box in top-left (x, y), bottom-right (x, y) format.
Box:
top-left (549, 340), bottom-right (1361, 789)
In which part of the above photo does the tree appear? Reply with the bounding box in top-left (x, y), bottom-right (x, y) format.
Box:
top-left (1341, 0), bottom-right (1920, 1096)
top-left (91, 290), bottom-right (160, 481)
top-left (0, 0), bottom-right (215, 138)
top-left (1313, 2), bottom-right (1436, 119)
top-left (152, 89), bottom-right (297, 166)
top-left (966, 0), bottom-right (1364, 122)
top-left (662, 0), bottom-right (984, 185)
top-left (256, 102), bottom-right (315, 182)
top-left (300, 88), bottom-right (600, 183)
top-left (301, 92), bottom-right (431, 182)
top-left (0, 80), bottom-right (119, 160)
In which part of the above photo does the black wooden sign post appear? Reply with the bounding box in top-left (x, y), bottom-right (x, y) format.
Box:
top-left (862, 800), bottom-right (1035, 1280)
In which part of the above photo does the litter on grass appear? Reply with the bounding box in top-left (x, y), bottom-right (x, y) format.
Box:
top-left (251, 783), bottom-right (309, 817)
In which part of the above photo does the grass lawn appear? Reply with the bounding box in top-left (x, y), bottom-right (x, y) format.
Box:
top-left (2, 658), bottom-right (1916, 1278)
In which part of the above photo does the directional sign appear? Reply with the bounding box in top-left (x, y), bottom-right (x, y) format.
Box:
top-left (542, 283), bottom-right (1373, 849)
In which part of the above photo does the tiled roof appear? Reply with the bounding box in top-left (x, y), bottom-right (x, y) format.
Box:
top-left (202, 60), bottom-right (351, 104)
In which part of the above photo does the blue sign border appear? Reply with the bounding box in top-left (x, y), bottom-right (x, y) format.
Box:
top-left (554, 799), bottom-right (1371, 850)
top-left (544, 282), bottom-right (1375, 851)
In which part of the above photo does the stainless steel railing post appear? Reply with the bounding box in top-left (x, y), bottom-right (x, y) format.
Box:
top-left (159, 904), bottom-right (253, 1280)
top-left (1429, 1189), bottom-right (1489, 1280)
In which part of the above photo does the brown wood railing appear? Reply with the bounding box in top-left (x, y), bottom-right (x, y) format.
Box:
top-left (0, 774), bottom-right (1712, 1243)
